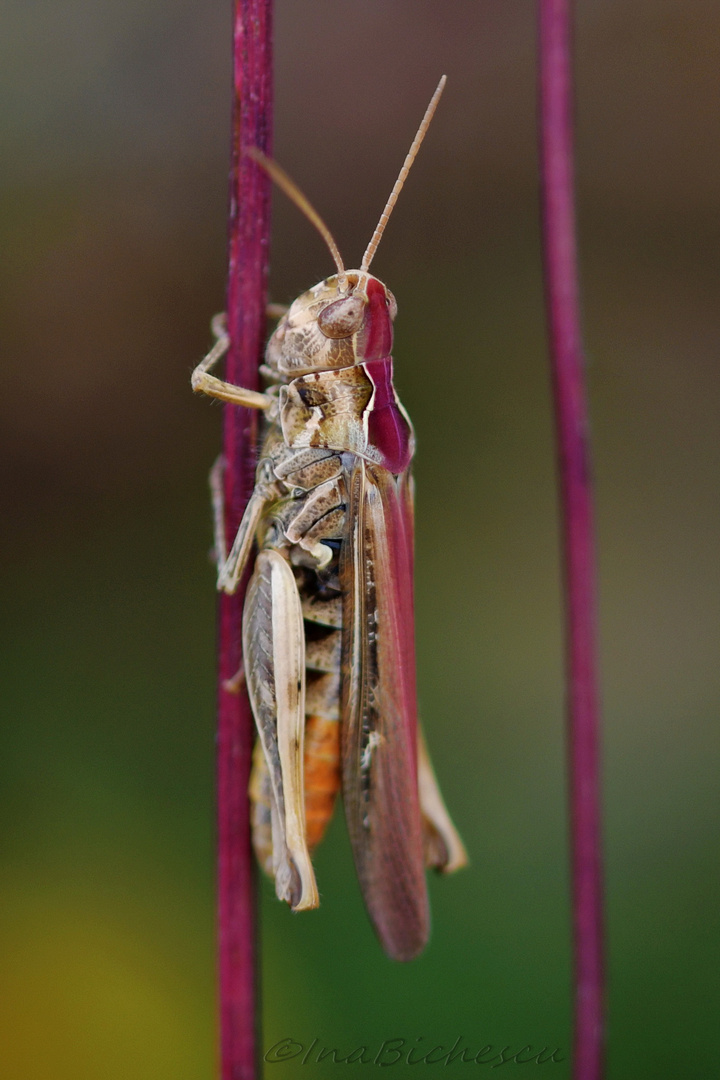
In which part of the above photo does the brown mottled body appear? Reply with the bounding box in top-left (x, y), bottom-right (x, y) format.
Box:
top-left (198, 271), bottom-right (467, 952)
top-left (192, 78), bottom-right (467, 959)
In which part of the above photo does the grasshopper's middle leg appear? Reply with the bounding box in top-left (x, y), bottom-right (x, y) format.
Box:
top-left (209, 455), bottom-right (277, 594)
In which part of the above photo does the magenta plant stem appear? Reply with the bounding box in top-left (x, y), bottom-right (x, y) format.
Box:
top-left (538, 1), bottom-right (604, 1078)
top-left (217, 2), bottom-right (273, 1078)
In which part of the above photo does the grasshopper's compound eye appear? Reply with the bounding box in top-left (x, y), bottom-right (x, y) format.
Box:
top-left (385, 290), bottom-right (398, 321)
top-left (317, 295), bottom-right (366, 339)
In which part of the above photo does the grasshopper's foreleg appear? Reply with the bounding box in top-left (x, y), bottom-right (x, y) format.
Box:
top-left (191, 313), bottom-right (273, 410)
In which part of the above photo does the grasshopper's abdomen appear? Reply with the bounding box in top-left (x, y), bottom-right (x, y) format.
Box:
top-left (303, 712), bottom-right (340, 849)
top-left (302, 583), bottom-right (343, 850)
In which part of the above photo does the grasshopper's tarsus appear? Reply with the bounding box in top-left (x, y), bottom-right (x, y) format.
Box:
top-left (222, 662), bottom-right (246, 695)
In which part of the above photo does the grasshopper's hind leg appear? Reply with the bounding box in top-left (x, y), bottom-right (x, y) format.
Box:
top-left (243, 549), bottom-right (319, 911)
top-left (418, 728), bottom-right (468, 874)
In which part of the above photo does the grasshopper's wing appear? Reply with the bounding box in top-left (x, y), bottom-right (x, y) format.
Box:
top-left (243, 549), bottom-right (319, 911)
top-left (340, 460), bottom-right (429, 961)
top-left (401, 475), bottom-right (468, 875)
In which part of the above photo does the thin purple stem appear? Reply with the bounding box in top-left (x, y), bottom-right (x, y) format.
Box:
top-left (217, 2), bottom-right (273, 1078)
top-left (538, 2), bottom-right (604, 1078)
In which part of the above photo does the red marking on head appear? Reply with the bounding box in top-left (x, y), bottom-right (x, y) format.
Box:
top-left (358, 277), bottom-right (394, 361)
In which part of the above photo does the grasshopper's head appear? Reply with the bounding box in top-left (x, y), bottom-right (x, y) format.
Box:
top-left (250, 76), bottom-right (445, 379)
top-left (266, 271), bottom-right (397, 376)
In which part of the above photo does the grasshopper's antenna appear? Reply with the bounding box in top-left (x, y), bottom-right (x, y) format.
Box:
top-left (361, 75), bottom-right (447, 273)
top-left (247, 148), bottom-right (347, 289)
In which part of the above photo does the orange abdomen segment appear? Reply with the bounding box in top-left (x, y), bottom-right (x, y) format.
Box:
top-left (304, 713), bottom-right (340, 850)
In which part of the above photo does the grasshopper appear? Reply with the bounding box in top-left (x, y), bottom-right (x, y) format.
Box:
top-left (193, 77), bottom-right (466, 961)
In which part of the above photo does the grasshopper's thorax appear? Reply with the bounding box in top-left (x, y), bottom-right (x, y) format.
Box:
top-left (266, 272), bottom-right (413, 475)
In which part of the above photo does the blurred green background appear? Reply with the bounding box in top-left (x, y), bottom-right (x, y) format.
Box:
top-left (1, 1), bottom-right (719, 1076)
